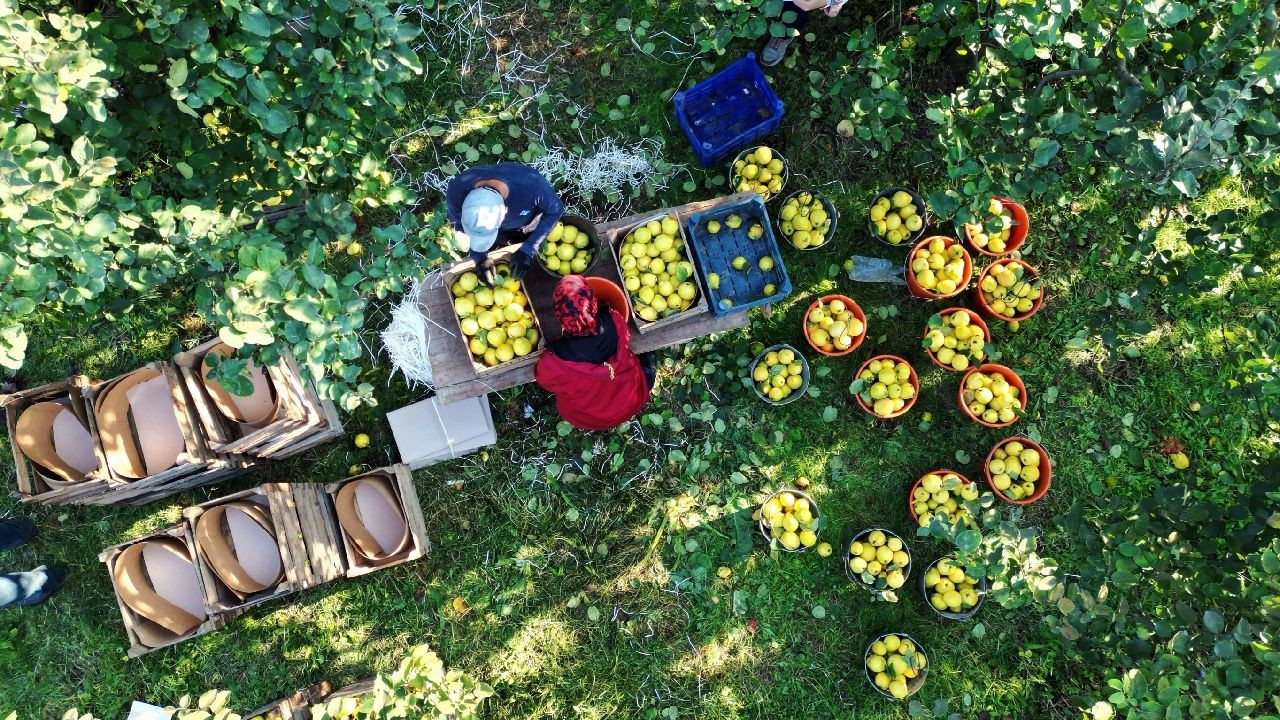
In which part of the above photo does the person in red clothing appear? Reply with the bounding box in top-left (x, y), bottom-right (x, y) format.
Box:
top-left (534, 276), bottom-right (656, 430)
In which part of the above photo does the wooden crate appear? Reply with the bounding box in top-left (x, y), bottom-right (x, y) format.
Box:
top-left (324, 464), bottom-right (430, 578)
top-left (172, 340), bottom-right (338, 457)
top-left (441, 245), bottom-right (548, 377)
top-left (182, 486), bottom-right (302, 614)
top-left (250, 353), bottom-right (343, 460)
top-left (99, 523), bottom-right (231, 658)
top-left (2, 376), bottom-right (112, 504)
top-left (244, 681), bottom-right (333, 720)
top-left (605, 212), bottom-right (709, 334)
top-left (266, 482), bottom-right (348, 586)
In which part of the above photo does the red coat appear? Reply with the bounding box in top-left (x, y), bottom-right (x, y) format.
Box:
top-left (535, 309), bottom-right (650, 430)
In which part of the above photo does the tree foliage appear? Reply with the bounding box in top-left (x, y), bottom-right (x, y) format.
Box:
top-left (0, 0), bottom-right (435, 408)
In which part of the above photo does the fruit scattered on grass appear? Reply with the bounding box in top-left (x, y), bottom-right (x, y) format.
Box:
top-left (923, 309), bottom-right (987, 370)
top-left (717, 566), bottom-right (732, 579)
top-left (1171, 452), bottom-right (1190, 469)
top-left (870, 191), bottom-right (923, 245)
top-left (979, 260), bottom-right (1042, 319)
top-left (346, 241), bottom-right (364, 256)
top-left (807, 298), bottom-right (865, 354)
top-left (910, 236), bottom-right (969, 295)
top-left (987, 438), bottom-right (1042, 501)
top-left (853, 357), bottom-right (916, 417)
top-left (848, 529), bottom-right (910, 591)
top-left (816, 542), bottom-right (832, 557)
top-left (732, 146), bottom-right (785, 200)
top-left (618, 216), bottom-right (698, 323)
top-left (924, 557), bottom-right (983, 614)
top-left (539, 221), bottom-right (594, 276)
top-left (753, 347), bottom-right (805, 403)
top-left (760, 490), bottom-right (820, 551)
top-left (866, 634), bottom-right (927, 699)
top-left (912, 471), bottom-right (979, 527)
top-left (962, 369), bottom-right (1024, 425)
top-left (965, 197), bottom-right (1016, 253)
top-left (348, 464), bottom-right (362, 475)
top-left (452, 266), bottom-right (539, 366)
top-left (779, 192), bottom-right (832, 249)
top-left (353, 433), bottom-right (370, 449)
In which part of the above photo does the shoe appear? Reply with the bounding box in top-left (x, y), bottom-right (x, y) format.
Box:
top-left (16, 566), bottom-right (68, 606)
top-left (760, 36), bottom-right (794, 67)
top-left (0, 519), bottom-right (36, 551)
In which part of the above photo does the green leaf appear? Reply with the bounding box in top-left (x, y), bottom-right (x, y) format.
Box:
top-left (168, 59), bottom-right (189, 88)
top-left (240, 7), bottom-right (273, 37)
top-left (821, 406), bottom-right (837, 422)
top-left (83, 213), bottom-right (117, 239)
top-left (1203, 610), bottom-right (1224, 634)
top-left (1031, 140), bottom-right (1061, 168)
top-left (955, 530), bottom-right (981, 552)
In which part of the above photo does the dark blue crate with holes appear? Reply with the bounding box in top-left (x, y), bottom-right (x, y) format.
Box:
top-left (687, 197), bottom-right (792, 315)
top-left (673, 53), bottom-right (785, 167)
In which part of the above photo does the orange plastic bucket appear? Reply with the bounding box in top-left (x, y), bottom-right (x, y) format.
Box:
top-left (962, 196), bottom-right (1029, 257)
top-left (983, 436), bottom-right (1052, 505)
top-left (905, 236), bottom-right (972, 300)
top-left (922, 308), bottom-right (991, 372)
top-left (907, 469), bottom-right (974, 524)
top-left (853, 354), bottom-right (919, 419)
top-left (973, 258), bottom-right (1043, 322)
top-left (585, 276), bottom-right (631, 323)
top-left (956, 363), bottom-right (1028, 428)
top-left (803, 294), bottom-right (867, 357)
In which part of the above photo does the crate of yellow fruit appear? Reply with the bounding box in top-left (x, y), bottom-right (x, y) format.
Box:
top-left (975, 258), bottom-right (1044, 322)
top-left (756, 488), bottom-right (821, 552)
top-left (749, 344), bottom-right (809, 406)
top-left (607, 213), bottom-right (707, 333)
top-left (804, 294), bottom-right (866, 356)
top-left (536, 215), bottom-right (600, 277)
top-left (907, 469), bottom-right (979, 529)
top-left (920, 556), bottom-right (987, 620)
top-left (447, 259), bottom-right (544, 375)
top-left (864, 632), bottom-right (928, 700)
top-left (905, 236), bottom-right (972, 299)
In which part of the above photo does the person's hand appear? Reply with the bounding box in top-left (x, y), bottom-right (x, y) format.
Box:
top-left (509, 250), bottom-right (533, 280)
top-left (477, 256), bottom-right (497, 287)
top-left (520, 213), bottom-right (543, 234)
top-left (824, 0), bottom-right (847, 16)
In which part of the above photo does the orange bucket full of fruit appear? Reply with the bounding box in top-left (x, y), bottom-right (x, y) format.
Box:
top-left (922, 307), bottom-right (991, 372)
top-left (961, 196), bottom-right (1029, 257)
top-left (907, 469), bottom-right (977, 527)
top-left (957, 363), bottom-right (1028, 428)
top-left (984, 436), bottom-right (1052, 505)
top-left (803, 294), bottom-right (866, 357)
top-left (974, 258), bottom-right (1043, 322)
top-left (905, 236), bottom-right (972, 300)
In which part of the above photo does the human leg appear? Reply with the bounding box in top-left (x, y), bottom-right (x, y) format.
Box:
top-left (0, 566), bottom-right (68, 608)
top-left (761, 1), bottom-right (811, 66)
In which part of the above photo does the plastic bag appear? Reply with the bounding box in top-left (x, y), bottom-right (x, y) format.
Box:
top-left (846, 255), bottom-right (906, 285)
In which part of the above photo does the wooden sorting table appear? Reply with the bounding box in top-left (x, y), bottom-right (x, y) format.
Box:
top-left (422, 193), bottom-right (758, 403)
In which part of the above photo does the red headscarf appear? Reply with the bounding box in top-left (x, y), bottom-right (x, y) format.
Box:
top-left (553, 275), bottom-right (598, 337)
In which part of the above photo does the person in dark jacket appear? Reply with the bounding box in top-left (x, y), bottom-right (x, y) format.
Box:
top-left (445, 163), bottom-right (564, 285)
top-left (1, 518), bottom-right (68, 609)
top-left (534, 276), bottom-right (655, 431)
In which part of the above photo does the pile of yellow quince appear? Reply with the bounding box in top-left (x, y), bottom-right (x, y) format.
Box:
top-left (618, 215), bottom-right (699, 323)
top-left (779, 192), bottom-right (831, 249)
top-left (452, 266), bottom-right (539, 367)
top-left (539, 221), bottom-right (594, 275)
top-left (732, 146), bottom-right (785, 200)
top-left (759, 490), bottom-right (819, 551)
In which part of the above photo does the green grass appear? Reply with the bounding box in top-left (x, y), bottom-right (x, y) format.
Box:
top-left (2, 2), bottom-right (1278, 719)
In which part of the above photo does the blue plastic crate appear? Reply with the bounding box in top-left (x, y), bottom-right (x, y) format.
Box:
top-left (686, 197), bottom-right (792, 315)
top-left (673, 53), bottom-right (785, 167)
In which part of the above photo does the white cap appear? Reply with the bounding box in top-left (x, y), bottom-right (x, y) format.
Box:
top-left (460, 188), bottom-right (506, 252)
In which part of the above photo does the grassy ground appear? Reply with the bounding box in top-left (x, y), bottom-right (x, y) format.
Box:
top-left (2, 2), bottom-right (1277, 719)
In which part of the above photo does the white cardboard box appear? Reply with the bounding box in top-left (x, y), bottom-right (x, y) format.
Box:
top-left (387, 395), bottom-right (496, 469)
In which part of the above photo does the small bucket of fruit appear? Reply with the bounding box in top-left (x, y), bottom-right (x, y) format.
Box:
top-left (864, 633), bottom-right (928, 700)
top-left (757, 488), bottom-right (821, 552)
top-left (803, 294), bottom-right (866, 357)
top-left (975, 258), bottom-right (1043, 322)
top-left (908, 470), bottom-right (979, 529)
top-left (537, 215), bottom-right (600, 277)
top-left (749, 343), bottom-right (809, 406)
top-left (957, 364), bottom-right (1028, 428)
top-left (922, 308), bottom-right (991, 372)
top-left (845, 528), bottom-right (912, 595)
top-left (730, 145), bottom-right (789, 201)
top-left (920, 556), bottom-right (988, 620)
top-left (962, 196), bottom-right (1029, 257)
top-left (851, 355), bottom-right (918, 419)
top-left (984, 436), bottom-right (1052, 504)
top-left (868, 188), bottom-right (928, 247)
top-left (905, 236), bottom-right (972, 300)
top-left (777, 190), bottom-right (838, 250)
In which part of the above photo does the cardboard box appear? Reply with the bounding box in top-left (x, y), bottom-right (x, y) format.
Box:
top-left (2, 376), bottom-right (111, 504)
top-left (442, 244), bottom-right (547, 377)
top-left (172, 340), bottom-right (342, 459)
top-left (605, 212), bottom-right (709, 334)
top-left (183, 486), bottom-right (300, 614)
top-left (99, 523), bottom-right (230, 658)
top-left (386, 395), bottom-right (496, 469)
top-left (324, 465), bottom-right (430, 578)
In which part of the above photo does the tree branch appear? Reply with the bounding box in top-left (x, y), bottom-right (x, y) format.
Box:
top-left (1029, 68), bottom-right (1102, 98)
